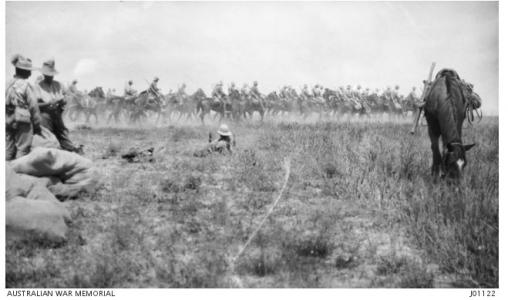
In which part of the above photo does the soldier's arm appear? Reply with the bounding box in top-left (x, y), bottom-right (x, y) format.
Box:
top-left (26, 84), bottom-right (42, 134)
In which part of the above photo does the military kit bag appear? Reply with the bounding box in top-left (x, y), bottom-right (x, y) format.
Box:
top-left (14, 107), bottom-right (31, 123)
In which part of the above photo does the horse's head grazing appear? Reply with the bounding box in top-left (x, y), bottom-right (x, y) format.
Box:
top-left (443, 142), bottom-right (475, 179)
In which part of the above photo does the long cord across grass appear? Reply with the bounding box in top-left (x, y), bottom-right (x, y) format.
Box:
top-left (228, 157), bottom-right (292, 287)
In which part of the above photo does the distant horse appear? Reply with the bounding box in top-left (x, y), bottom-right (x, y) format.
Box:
top-left (129, 90), bottom-right (164, 124)
top-left (244, 94), bottom-right (265, 121)
top-left (228, 89), bottom-right (247, 121)
top-left (424, 69), bottom-right (480, 179)
top-left (167, 92), bottom-right (198, 122)
top-left (67, 87), bottom-right (104, 123)
top-left (196, 96), bottom-right (226, 124)
top-left (106, 95), bottom-right (126, 125)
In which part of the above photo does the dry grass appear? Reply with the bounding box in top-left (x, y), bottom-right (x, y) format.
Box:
top-left (6, 116), bottom-right (498, 288)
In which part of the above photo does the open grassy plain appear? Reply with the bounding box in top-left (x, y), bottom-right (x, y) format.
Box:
top-left (6, 116), bottom-right (498, 288)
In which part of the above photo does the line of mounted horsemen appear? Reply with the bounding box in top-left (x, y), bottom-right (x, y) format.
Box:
top-left (64, 70), bottom-right (484, 180)
top-left (63, 78), bottom-right (423, 124)
top-left (7, 54), bottom-right (484, 180)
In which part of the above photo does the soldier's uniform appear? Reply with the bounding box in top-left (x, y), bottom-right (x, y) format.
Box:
top-left (241, 84), bottom-right (250, 99)
top-left (176, 84), bottom-right (187, 105)
top-left (148, 77), bottom-right (161, 104)
top-left (209, 124), bottom-right (234, 154)
top-left (6, 55), bottom-right (42, 160)
top-left (250, 82), bottom-right (262, 102)
top-left (212, 82), bottom-right (226, 103)
top-left (68, 80), bottom-right (81, 96)
top-left (392, 86), bottom-right (401, 103)
top-left (228, 83), bottom-right (239, 100)
top-left (124, 81), bottom-right (137, 100)
top-left (279, 86), bottom-right (287, 100)
top-left (409, 87), bottom-right (418, 100)
top-left (383, 87), bottom-right (392, 102)
top-left (37, 59), bottom-right (80, 153)
top-left (301, 85), bottom-right (312, 101)
top-left (312, 85), bottom-right (325, 104)
top-left (345, 86), bottom-right (354, 101)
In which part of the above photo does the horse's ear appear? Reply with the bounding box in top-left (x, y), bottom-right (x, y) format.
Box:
top-left (464, 143), bottom-right (476, 151)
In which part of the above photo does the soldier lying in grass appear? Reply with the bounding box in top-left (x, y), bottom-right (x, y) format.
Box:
top-left (194, 124), bottom-right (235, 157)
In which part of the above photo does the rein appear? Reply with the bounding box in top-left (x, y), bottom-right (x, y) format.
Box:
top-left (459, 81), bottom-right (482, 125)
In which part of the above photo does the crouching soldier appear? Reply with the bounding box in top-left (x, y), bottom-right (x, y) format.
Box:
top-left (6, 54), bottom-right (42, 160)
top-left (194, 124), bottom-right (235, 157)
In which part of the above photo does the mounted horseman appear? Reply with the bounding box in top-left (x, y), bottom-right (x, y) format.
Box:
top-left (246, 81), bottom-right (265, 120)
top-left (228, 82), bottom-right (245, 120)
top-left (171, 83), bottom-right (198, 121)
top-left (213, 81), bottom-right (230, 117)
top-left (402, 86), bottom-right (420, 117)
top-left (129, 77), bottom-right (164, 124)
top-left (196, 82), bottom-right (228, 123)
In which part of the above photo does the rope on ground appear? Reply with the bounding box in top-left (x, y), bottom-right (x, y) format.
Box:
top-left (227, 157), bottom-right (292, 287)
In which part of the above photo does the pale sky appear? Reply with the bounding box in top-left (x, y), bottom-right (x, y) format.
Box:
top-left (6, 1), bottom-right (499, 115)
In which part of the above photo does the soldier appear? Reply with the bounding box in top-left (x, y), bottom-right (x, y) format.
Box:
top-left (312, 84), bottom-right (325, 104)
top-left (68, 80), bottom-right (80, 95)
top-left (353, 85), bottom-right (362, 98)
top-left (404, 86), bottom-right (418, 107)
top-left (148, 77), bottom-right (162, 104)
top-left (279, 86), bottom-right (287, 100)
top-left (176, 83), bottom-right (187, 105)
top-left (124, 80), bottom-right (138, 100)
top-left (345, 85), bottom-right (354, 101)
top-left (393, 85), bottom-right (401, 102)
top-left (209, 124), bottom-right (235, 154)
top-left (383, 86), bottom-right (392, 102)
top-left (241, 83), bottom-right (250, 99)
top-left (406, 86), bottom-right (418, 105)
top-left (250, 81), bottom-right (262, 101)
top-left (212, 81), bottom-right (226, 103)
top-left (301, 84), bottom-right (312, 101)
top-left (6, 54), bottom-right (42, 160)
top-left (312, 84), bottom-right (320, 97)
top-left (36, 59), bottom-right (81, 154)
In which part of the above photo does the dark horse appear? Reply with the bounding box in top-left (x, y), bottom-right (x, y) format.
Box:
top-left (424, 69), bottom-right (480, 179)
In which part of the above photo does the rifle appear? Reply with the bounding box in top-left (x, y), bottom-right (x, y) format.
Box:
top-left (410, 62), bottom-right (436, 135)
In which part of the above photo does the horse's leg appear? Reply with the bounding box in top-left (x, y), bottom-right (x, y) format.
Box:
top-left (199, 110), bottom-right (206, 125)
top-left (427, 119), bottom-right (442, 179)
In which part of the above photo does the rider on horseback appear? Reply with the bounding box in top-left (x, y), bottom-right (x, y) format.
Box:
top-left (148, 77), bottom-right (163, 105)
top-left (68, 80), bottom-right (82, 96)
top-left (249, 81), bottom-right (262, 103)
top-left (241, 83), bottom-right (250, 99)
top-left (393, 85), bottom-right (402, 107)
top-left (312, 84), bottom-right (325, 105)
top-left (212, 81), bottom-right (227, 104)
top-left (124, 80), bottom-right (138, 101)
top-left (228, 82), bottom-right (239, 101)
top-left (301, 84), bottom-right (312, 102)
top-left (176, 83), bottom-right (187, 105)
